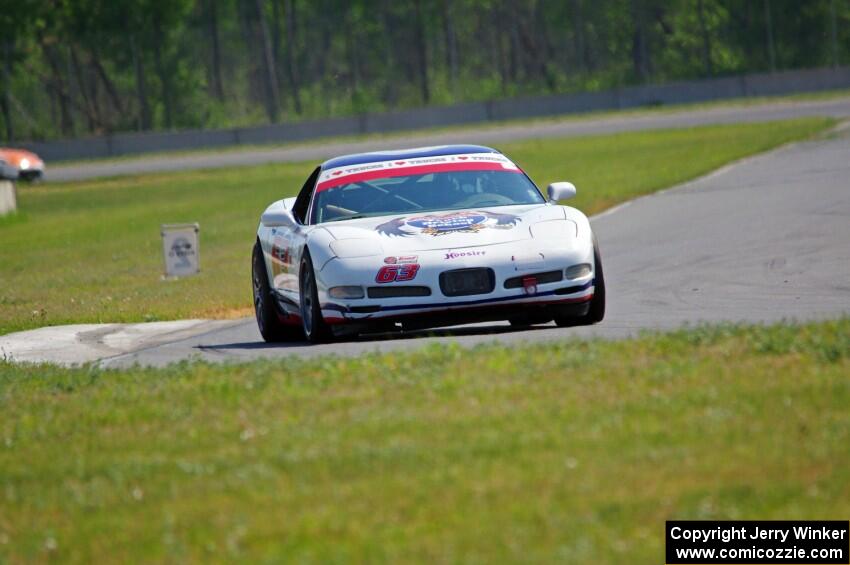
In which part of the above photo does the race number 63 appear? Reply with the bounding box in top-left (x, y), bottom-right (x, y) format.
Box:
top-left (376, 264), bottom-right (420, 283)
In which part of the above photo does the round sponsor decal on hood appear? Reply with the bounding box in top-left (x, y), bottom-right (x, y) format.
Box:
top-left (376, 210), bottom-right (521, 237)
top-left (406, 212), bottom-right (488, 233)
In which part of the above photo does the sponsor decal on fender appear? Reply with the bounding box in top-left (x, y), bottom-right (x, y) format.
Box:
top-left (270, 235), bottom-right (294, 277)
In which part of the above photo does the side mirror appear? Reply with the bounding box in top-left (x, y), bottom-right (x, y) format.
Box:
top-left (261, 209), bottom-right (296, 228)
top-left (547, 182), bottom-right (577, 202)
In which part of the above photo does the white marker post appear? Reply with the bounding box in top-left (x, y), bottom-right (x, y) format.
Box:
top-left (0, 158), bottom-right (17, 217)
top-left (0, 180), bottom-right (16, 217)
top-left (161, 223), bottom-right (200, 278)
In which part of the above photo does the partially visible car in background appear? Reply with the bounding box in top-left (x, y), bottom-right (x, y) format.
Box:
top-left (0, 156), bottom-right (18, 180)
top-left (0, 148), bottom-right (45, 181)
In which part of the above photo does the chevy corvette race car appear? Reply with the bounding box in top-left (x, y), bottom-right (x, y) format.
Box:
top-left (252, 145), bottom-right (605, 343)
top-left (0, 157), bottom-right (17, 180)
top-left (0, 148), bottom-right (45, 181)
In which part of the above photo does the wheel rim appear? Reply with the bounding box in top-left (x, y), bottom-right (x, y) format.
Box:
top-left (301, 266), bottom-right (313, 335)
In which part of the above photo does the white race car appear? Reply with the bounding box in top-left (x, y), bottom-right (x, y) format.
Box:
top-left (252, 145), bottom-right (605, 343)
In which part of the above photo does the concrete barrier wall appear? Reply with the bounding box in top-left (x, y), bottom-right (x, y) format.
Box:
top-left (15, 66), bottom-right (850, 162)
top-left (362, 102), bottom-right (492, 134)
top-left (237, 116), bottom-right (362, 145)
top-left (743, 66), bottom-right (850, 96)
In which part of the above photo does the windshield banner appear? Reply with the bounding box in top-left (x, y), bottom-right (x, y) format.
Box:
top-left (316, 153), bottom-right (523, 192)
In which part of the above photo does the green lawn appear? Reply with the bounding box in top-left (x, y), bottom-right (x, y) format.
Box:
top-left (0, 118), bottom-right (833, 335)
top-left (1, 319), bottom-right (848, 563)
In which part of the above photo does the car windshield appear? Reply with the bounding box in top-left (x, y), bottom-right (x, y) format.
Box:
top-left (310, 158), bottom-right (545, 224)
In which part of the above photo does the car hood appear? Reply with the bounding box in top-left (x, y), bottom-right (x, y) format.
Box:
top-left (319, 204), bottom-right (565, 253)
top-left (0, 148), bottom-right (42, 168)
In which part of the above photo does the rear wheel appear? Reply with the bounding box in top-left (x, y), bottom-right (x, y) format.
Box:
top-left (299, 250), bottom-right (332, 343)
top-left (252, 241), bottom-right (302, 342)
top-left (555, 237), bottom-right (606, 327)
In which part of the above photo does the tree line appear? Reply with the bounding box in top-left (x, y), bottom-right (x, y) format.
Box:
top-left (1, 0), bottom-right (847, 142)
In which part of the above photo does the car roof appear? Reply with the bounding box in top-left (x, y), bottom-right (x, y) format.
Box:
top-left (321, 144), bottom-right (500, 170)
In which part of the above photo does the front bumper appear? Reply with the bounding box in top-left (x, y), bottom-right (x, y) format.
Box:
top-left (16, 163), bottom-right (45, 182)
top-left (340, 295), bottom-right (593, 334)
top-left (18, 169), bottom-right (44, 182)
top-left (317, 240), bottom-right (595, 327)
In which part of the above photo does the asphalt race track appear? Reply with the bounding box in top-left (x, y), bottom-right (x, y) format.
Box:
top-left (48, 98), bottom-right (850, 182)
top-left (97, 124), bottom-right (850, 368)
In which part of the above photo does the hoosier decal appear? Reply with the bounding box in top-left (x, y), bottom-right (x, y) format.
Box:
top-left (444, 249), bottom-right (486, 260)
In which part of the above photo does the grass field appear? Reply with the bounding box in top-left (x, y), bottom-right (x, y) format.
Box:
top-left (1, 319), bottom-right (848, 562)
top-left (0, 118), bottom-right (833, 335)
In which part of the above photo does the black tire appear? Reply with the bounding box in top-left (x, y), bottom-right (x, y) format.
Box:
top-left (252, 240), bottom-right (302, 342)
top-left (555, 237), bottom-right (606, 326)
top-left (299, 250), bottom-right (332, 343)
top-left (584, 237), bottom-right (606, 323)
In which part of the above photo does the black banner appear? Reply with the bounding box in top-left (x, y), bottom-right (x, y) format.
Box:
top-left (666, 521), bottom-right (849, 564)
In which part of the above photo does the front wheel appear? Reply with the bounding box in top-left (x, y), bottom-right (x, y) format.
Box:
top-left (299, 250), bottom-right (332, 344)
top-left (252, 241), bottom-right (303, 342)
top-left (555, 236), bottom-right (606, 327)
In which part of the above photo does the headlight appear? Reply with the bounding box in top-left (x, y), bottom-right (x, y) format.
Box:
top-left (19, 158), bottom-right (30, 170)
top-left (565, 263), bottom-right (592, 279)
top-left (328, 286), bottom-right (365, 299)
top-left (329, 238), bottom-right (383, 258)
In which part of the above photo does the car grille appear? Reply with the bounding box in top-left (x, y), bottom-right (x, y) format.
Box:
top-left (504, 270), bottom-right (563, 289)
top-left (367, 286), bottom-right (432, 299)
top-left (439, 268), bottom-right (495, 297)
